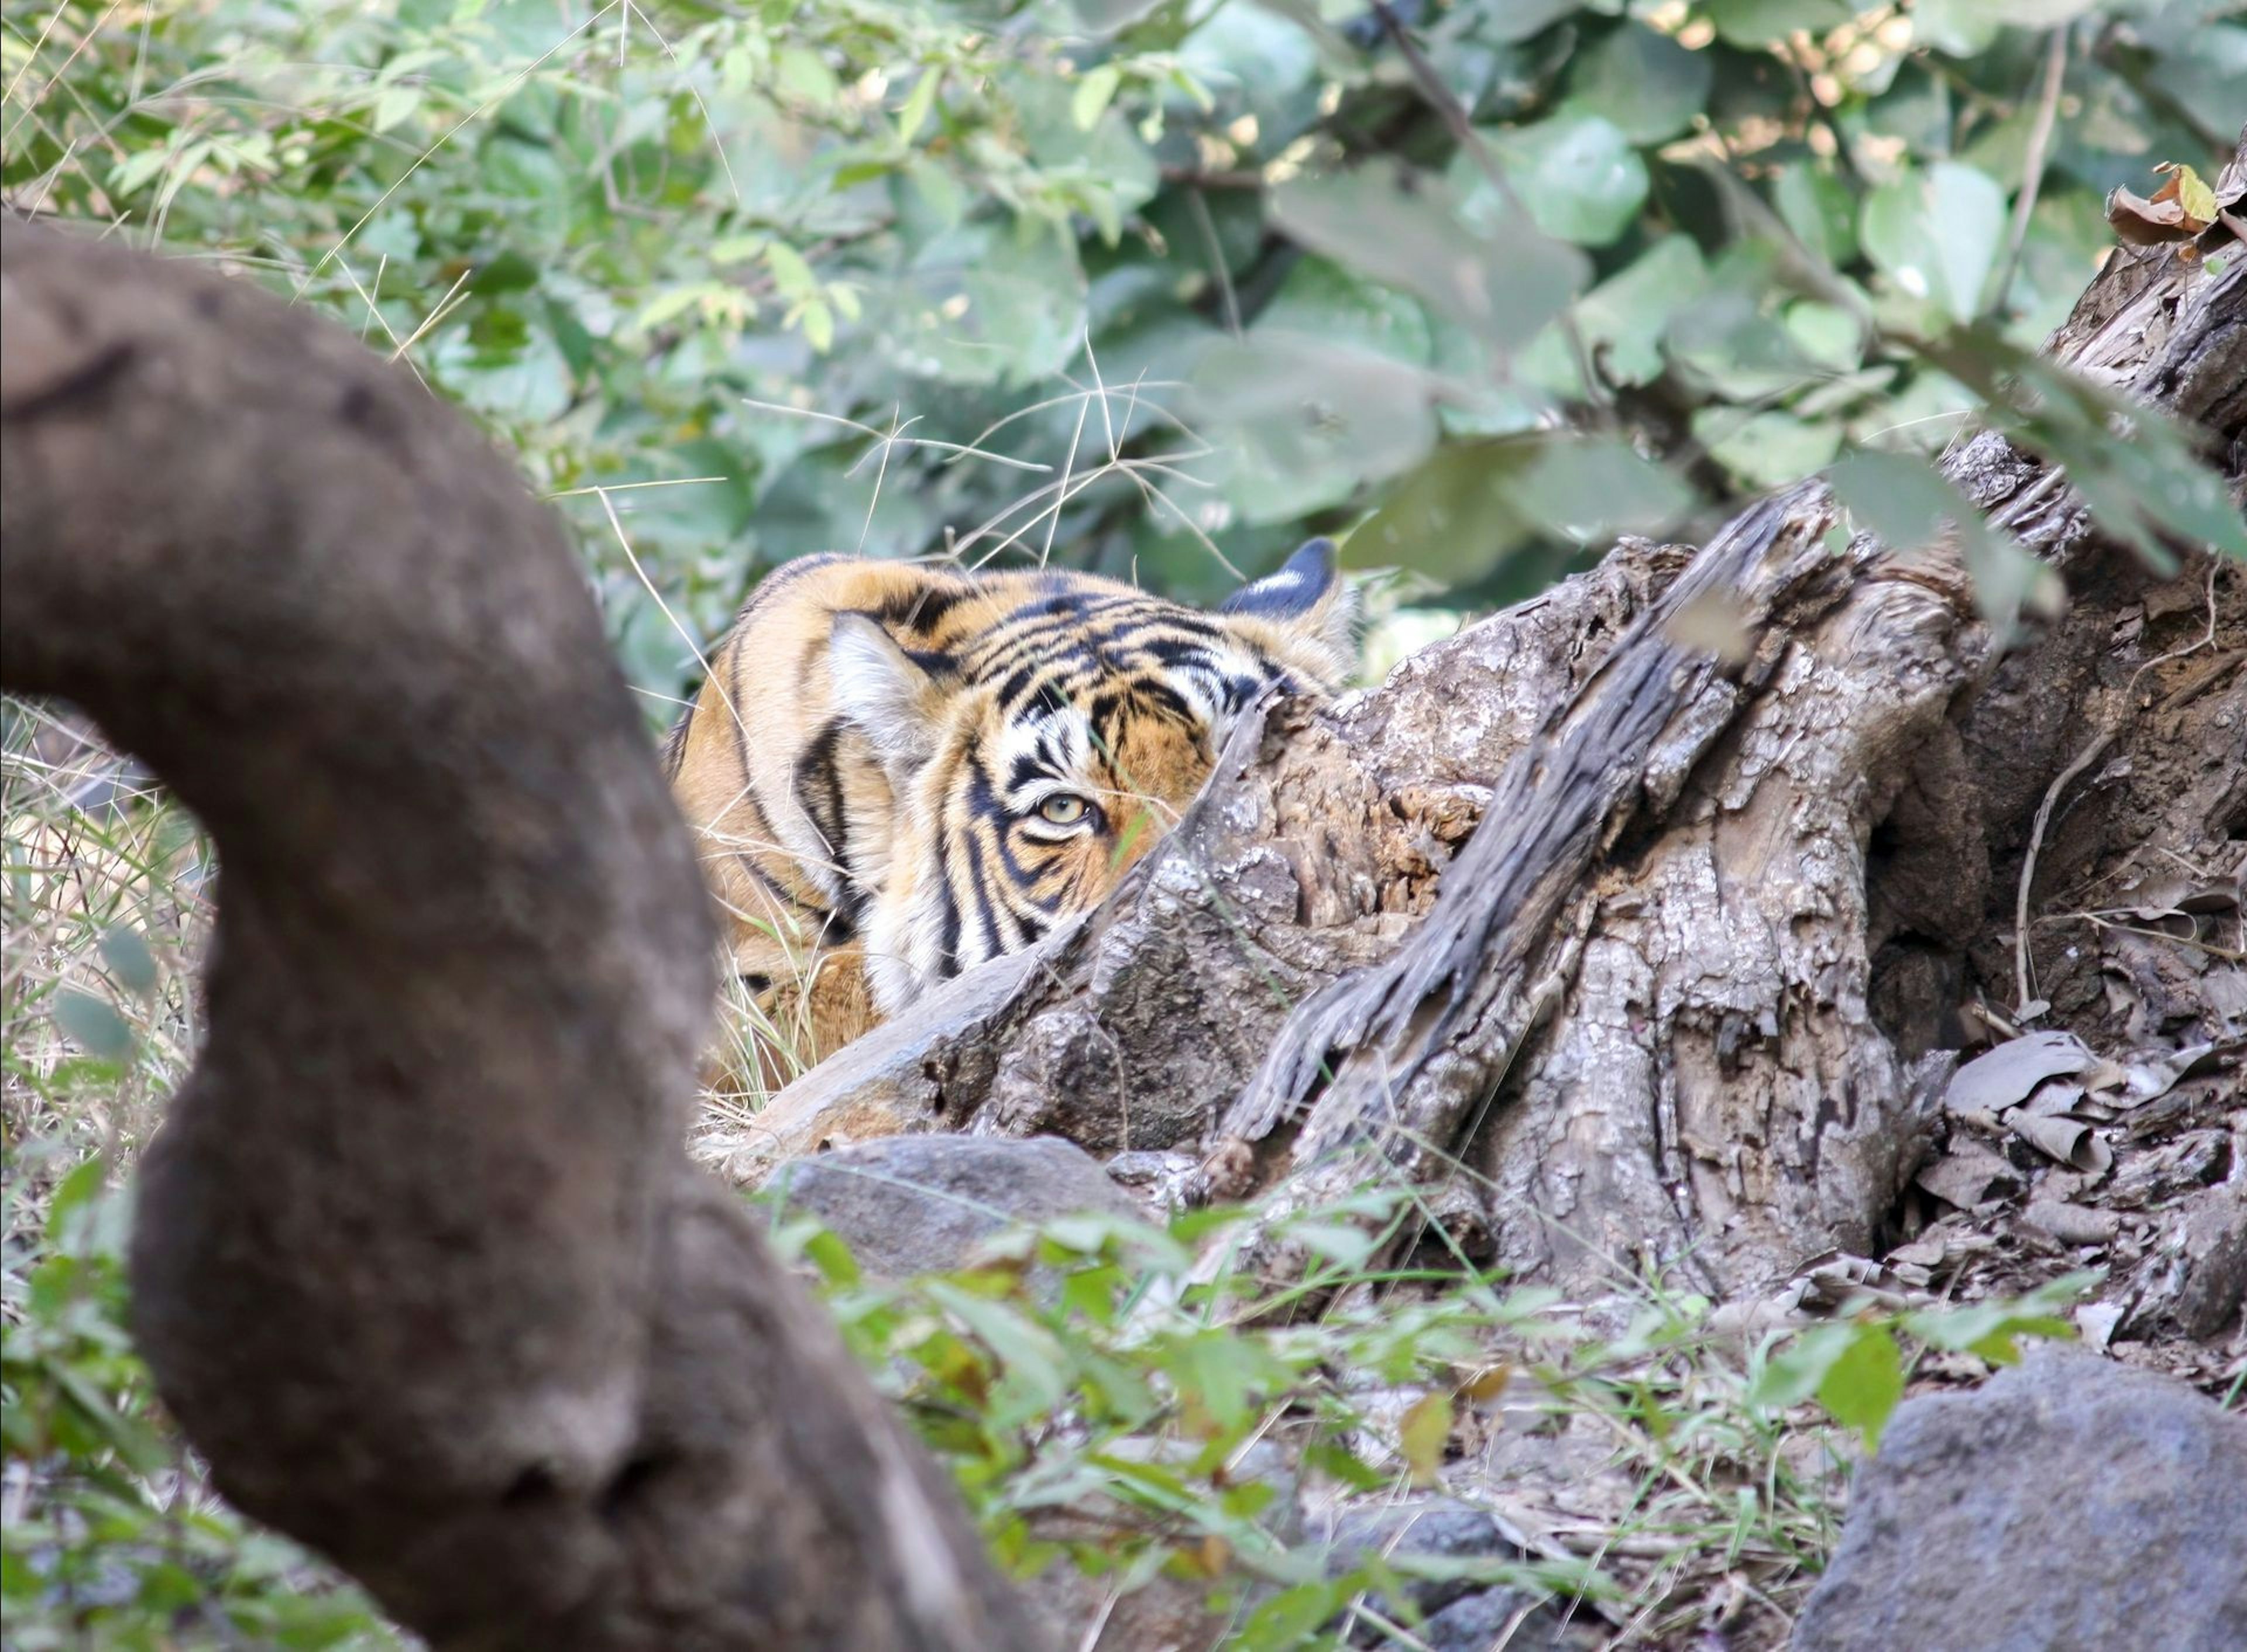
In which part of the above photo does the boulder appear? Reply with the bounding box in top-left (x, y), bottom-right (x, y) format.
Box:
top-left (1795, 1348), bottom-right (2247, 1651)
top-left (765, 1134), bottom-right (1138, 1279)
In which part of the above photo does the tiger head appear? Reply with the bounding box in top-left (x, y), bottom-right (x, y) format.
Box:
top-left (826, 539), bottom-right (1356, 1013)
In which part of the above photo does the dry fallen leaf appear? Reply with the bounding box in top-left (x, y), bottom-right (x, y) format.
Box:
top-left (2108, 158), bottom-right (2234, 253)
top-left (1946, 1030), bottom-right (2095, 1113)
top-left (2005, 1109), bottom-right (2114, 1175)
top-left (2023, 1199), bottom-right (2119, 1247)
top-left (1916, 1142), bottom-right (2023, 1209)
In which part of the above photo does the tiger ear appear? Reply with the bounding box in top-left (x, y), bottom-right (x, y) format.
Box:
top-left (829, 612), bottom-right (942, 782)
top-left (1218, 537), bottom-right (1359, 688)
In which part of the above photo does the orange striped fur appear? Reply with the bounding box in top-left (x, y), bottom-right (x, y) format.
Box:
top-left (665, 543), bottom-right (1355, 1085)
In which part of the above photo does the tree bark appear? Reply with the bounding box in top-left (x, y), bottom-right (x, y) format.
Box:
top-left (723, 187), bottom-right (2245, 1309)
top-left (0, 221), bottom-right (1045, 1652)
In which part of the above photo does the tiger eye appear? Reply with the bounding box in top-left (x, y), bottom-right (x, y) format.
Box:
top-left (1037, 794), bottom-right (1090, 827)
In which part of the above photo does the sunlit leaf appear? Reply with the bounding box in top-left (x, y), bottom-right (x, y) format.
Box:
top-left (1398, 1391), bottom-right (1453, 1486)
top-left (1815, 1324), bottom-right (1905, 1451)
top-left (1476, 113), bottom-right (1650, 248)
top-left (1863, 161), bottom-right (2008, 325)
top-left (1070, 65), bottom-right (1121, 131)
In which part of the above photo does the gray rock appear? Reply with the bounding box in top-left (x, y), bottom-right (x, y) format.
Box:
top-left (1795, 1348), bottom-right (2247, 1652)
top-left (1321, 1499), bottom-right (1599, 1650)
top-left (1415, 1585), bottom-right (1604, 1652)
top-left (767, 1134), bottom-right (1139, 1279)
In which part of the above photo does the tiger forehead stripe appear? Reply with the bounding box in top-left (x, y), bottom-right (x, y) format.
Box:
top-left (972, 608), bottom-right (1232, 698)
top-left (958, 593), bottom-right (1190, 678)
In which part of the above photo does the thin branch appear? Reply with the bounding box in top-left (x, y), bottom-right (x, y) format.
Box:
top-left (1991, 27), bottom-right (2069, 319)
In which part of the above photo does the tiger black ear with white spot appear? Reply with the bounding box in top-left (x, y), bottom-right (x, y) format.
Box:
top-left (829, 612), bottom-right (945, 786)
top-left (1217, 537), bottom-right (1359, 691)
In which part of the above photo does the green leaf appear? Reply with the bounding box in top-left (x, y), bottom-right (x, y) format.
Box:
top-left (1829, 449), bottom-right (1976, 553)
top-left (1751, 1321), bottom-right (1858, 1409)
top-left (1815, 1324), bottom-right (1906, 1451)
top-left (764, 241), bottom-right (817, 302)
top-left (1478, 0), bottom-right (1586, 42)
top-left (896, 69), bottom-right (941, 144)
top-left (1785, 300), bottom-right (1865, 373)
top-left (372, 84), bottom-right (420, 135)
top-left (796, 300), bottom-right (835, 353)
top-left (1565, 23), bottom-right (1713, 144)
top-left (1902, 1274), bottom-right (2093, 1362)
top-left (1271, 161), bottom-right (1588, 350)
top-left (1694, 408), bottom-right (1843, 490)
top-left (1193, 325), bottom-right (1445, 524)
top-left (97, 925), bottom-right (159, 995)
top-left (1918, 0), bottom-right (2099, 57)
top-left (899, 218), bottom-right (1088, 388)
top-left (775, 45), bottom-right (840, 108)
top-left (1862, 161), bottom-right (2008, 325)
top-left (1070, 64), bottom-right (1121, 132)
top-left (53, 989), bottom-right (132, 1062)
top-left (1575, 235), bottom-right (1709, 386)
top-left (1284, 1220), bottom-right (1381, 1271)
top-left (1514, 436), bottom-right (1693, 543)
top-left (1480, 113), bottom-right (1650, 248)
top-left (1775, 164), bottom-right (1860, 271)
top-left (1351, 440), bottom-right (1534, 586)
top-left (1236, 1579), bottom-right (1355, 1651)
top-left (1705, 0), bottom-right (1853, 49)
top-left (921, 1282), bottom-right (1070, 1424)
top-left (44, 1154), bottom-right (111, 1245)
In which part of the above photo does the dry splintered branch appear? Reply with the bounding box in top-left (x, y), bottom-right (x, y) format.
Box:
top-left (1208, 486), bottom-right (1847, 1183)
top-left (0, 220), bottom-right (1042, 1652)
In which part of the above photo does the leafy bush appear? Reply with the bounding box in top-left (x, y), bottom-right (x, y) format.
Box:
top-left (5, 0), bottom-right (2239, 718)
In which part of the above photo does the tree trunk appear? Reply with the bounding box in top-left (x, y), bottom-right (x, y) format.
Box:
top-left (0, 220), bottom-right (1045, 1652)
top-left (721, 180), bottom-right (2246, 1312)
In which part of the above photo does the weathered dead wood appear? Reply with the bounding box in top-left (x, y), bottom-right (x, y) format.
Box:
top-left (731, 167), bottom-right (2245, 1308)
top-left (0, 221), bottom-right (1043, 1652)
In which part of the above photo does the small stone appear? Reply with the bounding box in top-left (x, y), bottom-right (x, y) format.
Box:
top-left (1318, 1499), bottom-right (1600, 1651)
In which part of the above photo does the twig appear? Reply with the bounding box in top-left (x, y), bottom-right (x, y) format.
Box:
top-left (1991, 28), bottom-right (2068, 319)
top-left (2012, 560), bottom-right (2223, 1011)
top-left (2014, 724), bottom-right (2114, 1014)
top-left (1368, 1), bottom-right (1610, 414)
top-left (1186, 187), bottom-right (1243, 338)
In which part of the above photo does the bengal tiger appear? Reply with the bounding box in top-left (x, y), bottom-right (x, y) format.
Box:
top-left (663, 541), bottom-right (1356, 1086)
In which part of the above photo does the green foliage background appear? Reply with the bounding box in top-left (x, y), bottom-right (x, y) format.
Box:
top-left (2, 0), bottom-right (2238, 1645)
top-left (6, 0), bottom-right (2239, 714)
